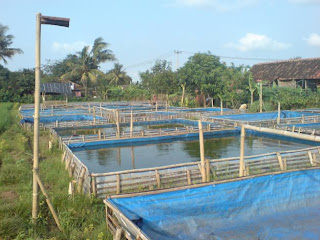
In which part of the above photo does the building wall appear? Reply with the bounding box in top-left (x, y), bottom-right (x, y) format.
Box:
top-left (278, 79), bottom-right (296, 88)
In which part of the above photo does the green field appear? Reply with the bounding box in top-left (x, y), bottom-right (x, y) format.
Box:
top-left (0, 103), bottom-right (112, 240)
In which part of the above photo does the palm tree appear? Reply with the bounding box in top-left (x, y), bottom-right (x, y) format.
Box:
top-left (61, 37), bottom-right (115, 96)
top-left (0, 24), bottom-right (23, 64)
top-left (107, 63), bottom-right (132, 86)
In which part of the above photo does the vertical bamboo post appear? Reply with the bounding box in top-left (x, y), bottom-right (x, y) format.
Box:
top-left (116, 174), bottom-right (121, 194)
top-left (239, 125), bottom-right (246, 177)
top-left (259, 82), bottom-right (263, 113)
top-left (93, 107), bottom-right (96, 124)
top-left (32, 13), bottom-right (41, 220)
top-left (98, 129), bottom-right (101, 140)
top-left (220, 99), bottom-right (223, 115)
top-left (130, 110), bottom-right (133, 137)
top-left (211, 98), bottom-right (214, 108)
top-left (198, 120), bottom-right (206, 182)
top-left (156, 101), bottom-right (158, 111)
top-left (277, 101), bottom-right (281, 125)
top-left (166, 100), bottom-right (168, 112)
top-left (100, 103), bottom-right (103, 117)
top-left (116, 110), bottom-right (120, 138)
top-left (155, 170), bottom-right (161, 188)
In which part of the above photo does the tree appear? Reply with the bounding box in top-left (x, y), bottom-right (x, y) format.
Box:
top-left (61, 37), bottom-right (115, 96)
top-left (140, 60), bottom-right (178, 95)
top-left (107, 63), bottom-right (132, 86)
top-left (178, 52), bottom-right (226, 107)
top-left (0, 24), bottom-right (23, 64)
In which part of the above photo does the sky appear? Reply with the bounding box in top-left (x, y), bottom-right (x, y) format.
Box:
top-left (1, 0), bottom-right (320, 82)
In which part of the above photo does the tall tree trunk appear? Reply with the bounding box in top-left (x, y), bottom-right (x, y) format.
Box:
top-left (250, 91), bottom-right (254, 105)
top-left (181, 83), bottom-right (185, 107)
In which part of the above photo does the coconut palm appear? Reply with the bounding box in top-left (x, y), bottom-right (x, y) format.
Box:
top-left (107, 63), bottom-right (132, 86)
top-left (61, 37), bottom-right (115, 96)
top-left (0, 24), bottom-right (23, 64)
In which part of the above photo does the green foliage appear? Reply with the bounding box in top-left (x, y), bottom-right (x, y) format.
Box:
top-left (0, 103), bottom-right (112, 239)
top-left (140, 60), bottom-right (178, 94)
top-left (0, 102), bottom-right (13, 133)
top-left (0, 24), bottom-right (23, 64)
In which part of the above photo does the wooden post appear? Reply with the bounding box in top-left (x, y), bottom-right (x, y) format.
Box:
top-left (34, 171), bottom-right (62, 231)
top-left (98, 129), bottom-right (101, 140)
top-left (186, 170), bottom-right (192, 185)
top-left (198, 120), bottom-right (206, 182)
top-left (130, 110), bottom-right (133, 137)
top-left (93, 107), bottom-right (96, 124)
top-left (91, 175), bottom-right (96, 196)
top-left (220, 99), bottom-right (223, 115)
top-left (259, 82), bottom-right (263, 113)
top-left (206, 160), bottom-right (210, 182)
top-left (116, 110), bottom-right (120, 138)
top-left (239, 125), bottom-right (246, 177)
top-left (116, 174), bottom-right (121, 194)
top-left (211, 98), bottom-right (214, 108)
top-left (277, 153), bottom-right (284, 171)
top-left (166, 100), bottom-right (168, 112)
top-left (48, 140), bottom-right (53, 151)
top-left (32, 13), bottom-right (41, 221)
top-left (156, 101), bottom-right (158, 111)
top-left (277, 101), bottom-right (281, 125)
top-left (155, 170), bottom-right (161, 188)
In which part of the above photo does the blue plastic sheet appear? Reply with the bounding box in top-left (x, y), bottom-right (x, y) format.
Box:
top-left (20, 114), bottom-right (103, 123)
top-left (110, 169), bottom-right (320, 240)
top-left (212, 110), bottom-right (318, 121)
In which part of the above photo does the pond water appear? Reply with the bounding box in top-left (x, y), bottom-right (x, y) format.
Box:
top-left (74, 136), bottom-right (311, 173)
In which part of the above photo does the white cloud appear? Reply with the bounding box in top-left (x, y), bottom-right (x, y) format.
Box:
top-left (289, 0), bottom-right (320, 4)
top-left (305, 33), bottom-right (320, 47)
top-left (174, 0), bottom-right (259, 11)
top-left (52, 41), bottom-right (89, 54)
top-left (225, 33), bottom-right (292, 52)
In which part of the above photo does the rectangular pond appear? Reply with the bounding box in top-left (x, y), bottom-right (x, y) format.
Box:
top-left (73, 135), bottom-right (312, 173)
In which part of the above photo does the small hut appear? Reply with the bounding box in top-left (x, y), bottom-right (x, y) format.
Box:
top-left (251, 58), bottom-right (320, 90)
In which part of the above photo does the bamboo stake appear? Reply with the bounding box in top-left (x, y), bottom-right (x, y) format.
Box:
top-left (211, 98), bottom-right (214, 108)
top-left (91, 175), bottom-right (96, 196)
top-left (259, 82), bottom-right (263, 113)
top-left (186, 170), bottom-right (192, 185)
top-left (98, 129), bottom-right (101, 140)
top-left (32, 13), bottom-right (41, 220)
top-left (239, 125), bottom-right (246, 177)
top-left (77, 168), bottom-right (86, 193)
top-left (155, 170), bottom-right (161, 188)
top-left (130, 110), bottom-right (133, 137)
top-left (198, 120), bottom-right (206, 182)
top-left (220, 100), bottom-right (223, 115)
top-left (277, 153), bottom-right (284, 171)
top-left (156, 101), bottom-right (158, 111)
top-left (116, 174), bottom-right (121, 194)
top-left (277, 101), bottom-right (281, 124)
top-left (33, 171), bottom-right (62, 231)
top-left (206, 160), bottom-right (210, 182)
top-left (116, 110), bottom-right (120, 139)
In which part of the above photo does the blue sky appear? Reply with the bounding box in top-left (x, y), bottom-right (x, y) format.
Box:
top-left (1, 0), bottom-right (320, 81)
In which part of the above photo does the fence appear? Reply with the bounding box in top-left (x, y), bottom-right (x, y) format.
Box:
top-left (60, 142), bottom-right (320, 198)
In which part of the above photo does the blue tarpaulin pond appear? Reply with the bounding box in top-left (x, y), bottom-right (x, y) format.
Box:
top-left (109, 169), bottom-right (320, 239)
top-left (211, 110), bottom-right (318, 121)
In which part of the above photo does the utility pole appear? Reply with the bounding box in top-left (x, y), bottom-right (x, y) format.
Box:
top-left (33, 13), bottom-right (69, 221)
top-left (174, 50), bottom-right (182, 71)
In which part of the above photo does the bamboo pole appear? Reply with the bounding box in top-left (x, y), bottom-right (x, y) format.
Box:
top-left (32, 13), bottom-right (41, 221)
top-left (220, 99), bottom-right (223, 115)
top-left (198, 120), bottom-right (206, 182)
top-left (244, 124), bottom-right (320, 142)
top-left (130, 110), bottom-right (133, 137)
top-left (277, 101), bottom-right (281, 125)
top-left (116, 110), bottom-right (120, 138)
top-left (33, 171), bottom-right (62, 231)
top-left (239, 125), bottom-right (246, 177)
top-left (259, 82), bottom-right (263, 113)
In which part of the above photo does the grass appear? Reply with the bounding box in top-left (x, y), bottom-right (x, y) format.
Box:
top-left (0, 103), bottom-right (112, 240)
